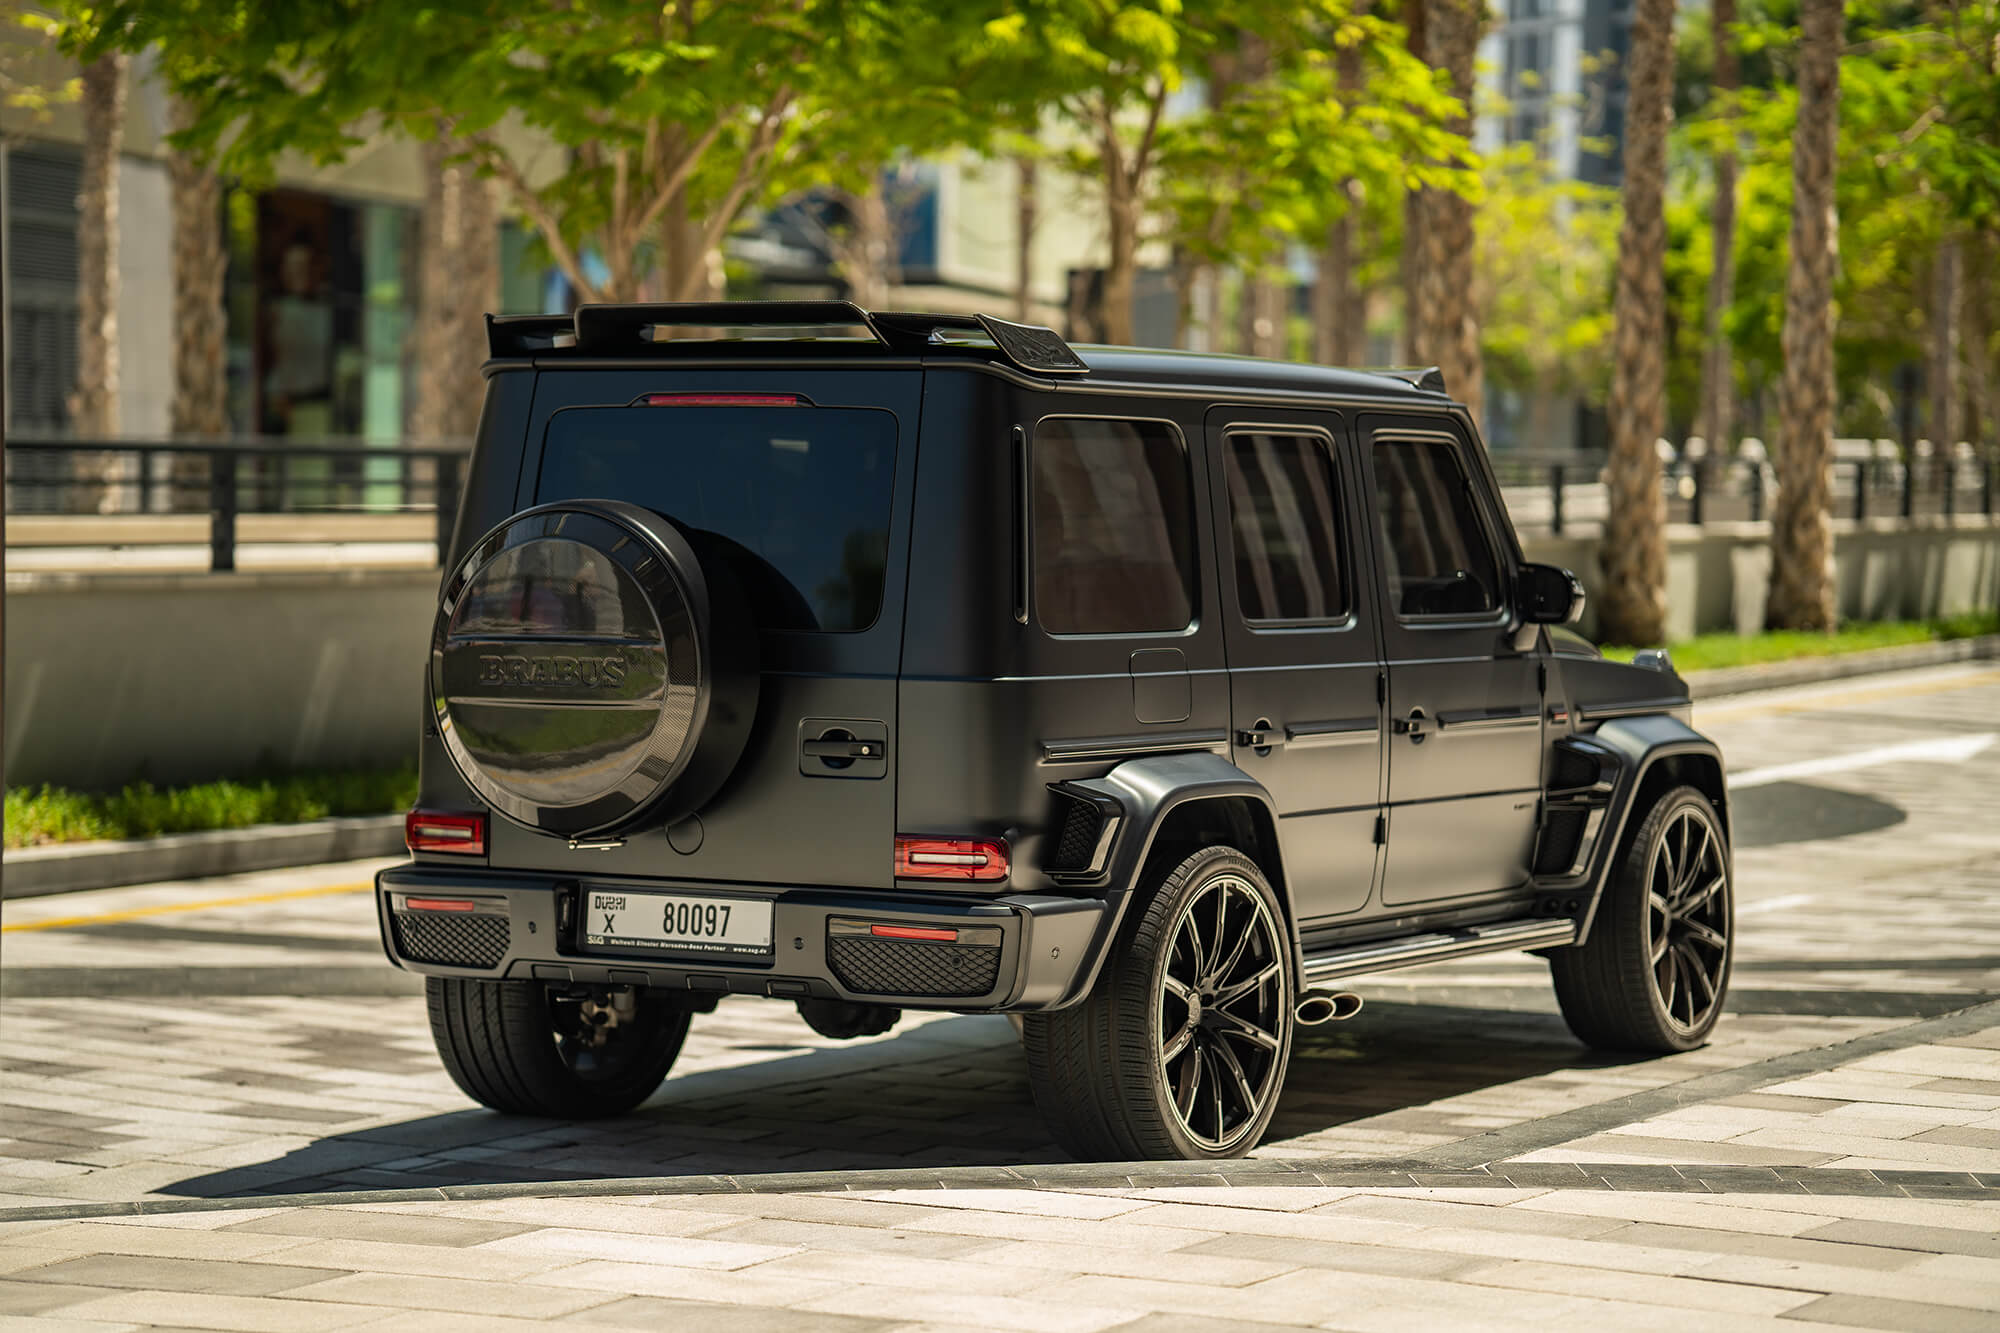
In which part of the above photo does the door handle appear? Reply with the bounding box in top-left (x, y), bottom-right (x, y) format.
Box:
top-left (803, 738), bottom-right (884, 759)
top-left (1393, 708), bottom-right (1433, 744)
top-left (1236, 722), bottom-right (1286, 749)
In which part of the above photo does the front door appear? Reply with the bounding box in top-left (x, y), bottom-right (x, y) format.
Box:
top-left (1206, 411), bottom-right (1385, 923)
top-left (1362, 418), bottom-right (1543, 907)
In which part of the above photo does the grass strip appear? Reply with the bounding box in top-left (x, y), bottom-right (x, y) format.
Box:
top-left (1603, 612), bottom-right (1998, 673)
top-left (4, 765), bottom-right (417, 850)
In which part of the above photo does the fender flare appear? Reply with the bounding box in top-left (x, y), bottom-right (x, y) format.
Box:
top-left (1045, 751), bottom-right (1299, 1009)
top-left (1566, 713), bottom-right (1731, 944)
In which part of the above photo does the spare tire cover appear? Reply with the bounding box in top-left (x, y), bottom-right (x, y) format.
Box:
top-left (431, 499), bottom-right (757, 839)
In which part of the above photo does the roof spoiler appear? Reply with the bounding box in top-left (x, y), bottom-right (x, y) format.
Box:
top-left (1364, 366), bottom-right (1448, 393)
top-left (485, 302), bottom-right (1089, 377)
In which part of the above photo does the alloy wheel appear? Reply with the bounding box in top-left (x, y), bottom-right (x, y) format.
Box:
top-left (1646, 805), bottom-right (1731, 1033)
top-left (1156, 874), bottom-right (1289, 1152)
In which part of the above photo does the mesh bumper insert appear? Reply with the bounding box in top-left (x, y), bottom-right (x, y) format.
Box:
top-left (827, 918), bottom-right (1005, 998)
top-left (391, 909), bottom-right (510, 970)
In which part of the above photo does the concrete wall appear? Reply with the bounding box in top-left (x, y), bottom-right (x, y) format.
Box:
top-left (1525, 518), bottom-right (2000, 643)
top-left (5, 568), bottom-right (438, 790)
top-left (5, 518), bottom-right (1995, 791)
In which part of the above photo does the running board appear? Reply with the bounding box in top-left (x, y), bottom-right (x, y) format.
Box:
top-left (1301, 916), bottom-right (1579, 983)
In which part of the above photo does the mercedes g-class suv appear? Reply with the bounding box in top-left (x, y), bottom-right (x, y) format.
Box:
top-left (381, 301), bottom-right (1732, 1161)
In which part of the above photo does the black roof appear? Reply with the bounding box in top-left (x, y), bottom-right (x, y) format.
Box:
top-left (1072, 344), bottom-right (1442, 400)
top-left (485, 302), bottom-right (1444, 401)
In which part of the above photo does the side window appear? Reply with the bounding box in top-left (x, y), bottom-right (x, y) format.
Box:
top-left (1223, 432), bottom-right (1348, 623)
top-left (1371, 437), bottom-right (1501, 618)
top-left (1033, 418), bottom-right (1196, 635)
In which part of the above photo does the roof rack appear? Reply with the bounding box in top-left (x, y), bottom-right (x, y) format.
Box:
top-left (1364, 366), bottom-right (1448, 393)
top-left (485, 302), bottom-right (1090, 377)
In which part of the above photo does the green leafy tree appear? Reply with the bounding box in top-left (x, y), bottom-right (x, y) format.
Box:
top-left (1151, 5), bottom-right (1472, 356)
top-left (1475, 140), bottom-right (1619, 440)
top-left (89, 0), bottom-right (980, 304)
top-left (978, 0), bottom-right (1473, 348)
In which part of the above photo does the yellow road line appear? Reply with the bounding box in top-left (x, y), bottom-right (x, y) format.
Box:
top-left (1, 881), bottom-right (372, 933)
top-left (1697, 667), bottom-right (2000, 723)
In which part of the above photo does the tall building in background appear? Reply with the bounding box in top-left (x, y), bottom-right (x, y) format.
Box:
top-left (1475, 0), bottom-right (1647, 453)
top-left (1478, 0), bottom-right (1640, 186)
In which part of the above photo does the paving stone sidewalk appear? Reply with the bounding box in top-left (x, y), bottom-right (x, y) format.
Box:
top-left (4, 666), bottom-right (2000, 1328)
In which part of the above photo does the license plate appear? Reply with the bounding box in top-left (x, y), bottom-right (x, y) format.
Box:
top-left (582, 889), bottom-right (772, 958)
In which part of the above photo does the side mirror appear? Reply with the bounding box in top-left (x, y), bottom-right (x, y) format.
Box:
top-left (1519, 563), bottom-right (1585, 625)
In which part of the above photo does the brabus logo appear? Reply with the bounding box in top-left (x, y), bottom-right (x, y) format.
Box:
top-left (478, 654), bottom-right (630, 688)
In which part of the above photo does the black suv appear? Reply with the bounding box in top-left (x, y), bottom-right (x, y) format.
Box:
top-left (381, 301), bottom-right (1732, 1160)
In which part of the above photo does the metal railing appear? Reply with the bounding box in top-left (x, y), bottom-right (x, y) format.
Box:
top-left (1491, 449), bottom-right (2000, 536)
top-left (5, 438), bottom-right (469, 571)
top-left (8, 437), bottom-right (1996, 572)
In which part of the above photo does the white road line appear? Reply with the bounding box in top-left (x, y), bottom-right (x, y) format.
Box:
top-left (1738, 893), bottom-right (1816, 916)
top-left (1729, 732), bottom-right (1996, 789)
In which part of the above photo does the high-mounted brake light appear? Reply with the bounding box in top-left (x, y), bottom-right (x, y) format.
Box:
top-left (405, 810), bottom-right (487, 856)
top-left (639, 392), bottom-right (799, 407)
top-left (894, 836), bottom-right (1009, 882)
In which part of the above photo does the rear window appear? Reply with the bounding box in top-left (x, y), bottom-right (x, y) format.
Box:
top-left (535, 404), bottom-right (895, 633)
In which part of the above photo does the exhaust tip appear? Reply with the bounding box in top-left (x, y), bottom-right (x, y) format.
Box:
top-left (1294, 990), bottom-right (1363, 1026)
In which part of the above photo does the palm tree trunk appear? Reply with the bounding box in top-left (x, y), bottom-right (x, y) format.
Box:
top-left (1101, 146), bottom-right (1139, 346)
top-left (1597, 0), bottom-right (1678, 647)
top-left (1927, 233), bottom-right (1961, 450)
top-left (1765, 0), bottom-right (1842, 632)
top-left (1400, 0), bottom-right (1427, 366)
top-left (1238, 263), bottom-right (1280, 359)
top-left (1015, 157), bottom-right (1037, 322)
top-left (166, 94), bottom-right (228, 513)
top-left (412, 135), bottom-right (498, 444)
top-left (832, 176), bottom-right (895, 312)
top-left (1696, 0), bottom-right (1738, 452)
top-left (1317, 3), bottom-right (1368, 367)
top-left (1413, 0), bottom-right (1483, 421)
top-left (1315, 211), bottom-right (1359, 365)
top-left (73, 52), bottom-right (127, 513)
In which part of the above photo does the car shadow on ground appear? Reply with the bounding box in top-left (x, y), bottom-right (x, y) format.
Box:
top-left (163, 997), bottom-right (1617, 1199)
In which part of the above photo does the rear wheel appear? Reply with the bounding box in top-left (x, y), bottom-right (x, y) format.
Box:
top-left (1550, 785), bottom-right (1732, 1053)
top-left (427, 979), bottom-right (690, 1118)
top-left (1024, 846), bottom-right (1295, 1160)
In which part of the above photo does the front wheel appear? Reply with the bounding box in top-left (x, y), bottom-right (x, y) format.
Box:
top-left (1550, 785), bottom-right (1733, 1053)
top-left (427, 978), bottom-right (690, 1118)
top-left (1024, 846), bottom-right (1295, 1160)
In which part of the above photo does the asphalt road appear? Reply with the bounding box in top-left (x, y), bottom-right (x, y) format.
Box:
top-left (2, 661), bottom-right (1997, 1209)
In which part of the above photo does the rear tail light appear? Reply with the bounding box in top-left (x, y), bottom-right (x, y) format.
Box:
top-left (894, 836), bottom-right (1009, 882)
top-left (639, 392), bottom-right (799, 407)
top-left (404, 897), bottom-right (480, 912)
top-left (405, 810), bottom-right (487, 856)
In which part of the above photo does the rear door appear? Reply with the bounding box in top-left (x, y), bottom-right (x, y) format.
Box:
top-left (489, 366), bottom-right (921, 888)
top-left (1205, 410), bottom-right (1385, 922)
top-left (1362, 417), bottom-right (1543, 907)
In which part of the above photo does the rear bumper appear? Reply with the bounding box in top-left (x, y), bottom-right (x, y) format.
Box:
top-left (375, 863), bottom-right (1107, 1012)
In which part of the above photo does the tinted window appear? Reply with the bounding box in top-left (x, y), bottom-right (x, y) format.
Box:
top-left (1372, 438), bottom-right (1501, 618)
top-left (536, 405), bottom-right (895, 632)
top-left (1034, 418), bottom-right (1195, 635)
top-left (1224, 433), bottom-right (1348, 623)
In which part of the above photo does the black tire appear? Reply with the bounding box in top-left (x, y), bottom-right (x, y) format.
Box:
top-left (426, 978), bottom-right (691, 1118)
top-left (1551, 785), bottom-right (1733, 1053)
top-left (1024, 846), bottom-right (1295, 1160)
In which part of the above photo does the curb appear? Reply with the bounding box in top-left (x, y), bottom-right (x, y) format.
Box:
top-left (6, 636), bottom-right (1992, 898)
top-left (1, 814), bottom-right (403, 899)
top-left (1684, 632), bottom-right (2000, 699)
top-left (3, 1161), bottom-right (1993, 1226)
